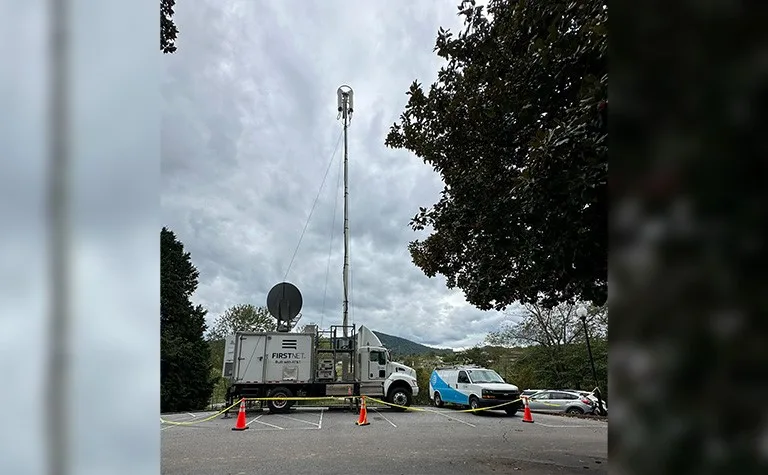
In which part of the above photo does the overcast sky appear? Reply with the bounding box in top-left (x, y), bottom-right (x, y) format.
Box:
top-left (162, 0), bottom-right (519, 349)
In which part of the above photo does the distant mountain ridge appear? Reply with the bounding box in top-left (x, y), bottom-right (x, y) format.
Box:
top-left (372, 330), bottom-right (454, 357)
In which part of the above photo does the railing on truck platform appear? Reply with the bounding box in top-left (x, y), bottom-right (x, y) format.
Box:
top-left (314, 324), bottom-right (357, 386)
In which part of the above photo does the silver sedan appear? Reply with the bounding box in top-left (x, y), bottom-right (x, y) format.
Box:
top-left (525, 390), bottom-right (596, 415)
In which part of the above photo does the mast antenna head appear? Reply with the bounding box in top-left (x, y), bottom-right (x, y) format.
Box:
top-left (337, 85), bottom-right (354, 115)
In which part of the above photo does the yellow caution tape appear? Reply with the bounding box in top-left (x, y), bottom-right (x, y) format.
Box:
top-left (365, 396), bottom-right (525, 414)
top-left (243, 397), bottom-right (348, 401)
top-left (161, 394), bottom-right (562, 426)
top-left (160, 399), bottom-right (243, 426)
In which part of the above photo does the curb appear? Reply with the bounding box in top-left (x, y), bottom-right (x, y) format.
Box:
top-left (531, 410), bottom-right (608, 421)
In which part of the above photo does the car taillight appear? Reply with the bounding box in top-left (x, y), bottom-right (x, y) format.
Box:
top-left (582, 398), bottom-right (593, 405)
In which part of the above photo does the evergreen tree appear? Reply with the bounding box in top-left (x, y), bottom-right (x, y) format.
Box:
top-left (161, 227), bottom-right (215, 412)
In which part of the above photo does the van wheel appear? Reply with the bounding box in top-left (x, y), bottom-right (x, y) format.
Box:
top-left (433, 392), bottom-right (444, 408)
top-left (505, 408), bottom-right (518, 416)
top-left (267, 387), bottom-right (293, 413)
top-left (469, 396), bottom-right (482, 415)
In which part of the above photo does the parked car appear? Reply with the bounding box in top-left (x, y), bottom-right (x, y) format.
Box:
top-left (521, 389), bottom-right (545, 398)
top-left (526, 390), bottom-right (596, 415)
top-left (577, 391), bottom-right (607, 415)
top-left (563, 389), bottom-right (608, 416)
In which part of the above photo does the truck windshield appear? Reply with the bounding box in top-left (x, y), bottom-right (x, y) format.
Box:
top-left (467, 370), bottom-right (505, 383)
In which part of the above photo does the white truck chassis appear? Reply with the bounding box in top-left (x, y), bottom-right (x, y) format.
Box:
top-left (222, 324), bottom-right (419, 413)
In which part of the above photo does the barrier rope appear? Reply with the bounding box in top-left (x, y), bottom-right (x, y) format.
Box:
top-left (364, 396), bottom-right (527, 414)
top-left (160, 399), bottom-right (244, 426)
top-left (243, 397), bottom-right (348, 401)
top-left (161, 394), bottom-right (562, 426)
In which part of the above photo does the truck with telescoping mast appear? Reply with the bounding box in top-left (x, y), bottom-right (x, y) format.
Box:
top-left (222, 86), bottom-right (420, 414)
top-left (221, 314), bottom-right (420, 413)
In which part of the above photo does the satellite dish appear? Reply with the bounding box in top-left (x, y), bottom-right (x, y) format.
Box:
top-left (267, 282), bottom-right (303, 331)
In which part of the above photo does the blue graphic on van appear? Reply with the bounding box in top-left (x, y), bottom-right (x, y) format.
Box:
top-left (430, 371), bottom-right (469, 405)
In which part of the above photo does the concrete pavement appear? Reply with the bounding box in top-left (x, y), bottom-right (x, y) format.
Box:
top-left (161, 405), bottom-right (607, 475)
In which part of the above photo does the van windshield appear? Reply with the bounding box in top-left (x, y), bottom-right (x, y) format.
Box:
top-left (467, 370), bottom-right (504, 383)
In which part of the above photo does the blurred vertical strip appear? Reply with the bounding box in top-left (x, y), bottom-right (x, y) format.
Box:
top-left (47, 0), bottom-right (69, 474)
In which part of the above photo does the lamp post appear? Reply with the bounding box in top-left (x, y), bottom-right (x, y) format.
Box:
top-left (577, 306), bottom-right (606, 416)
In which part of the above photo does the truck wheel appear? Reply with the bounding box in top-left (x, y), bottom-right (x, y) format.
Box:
top-left (504, 407), bottom-right (518, 416)
top-left (388, 387), bottom-right (412, 410)
top-left (267, 387), bottom-right (293, 413)
top-left (433, 392), bottom-right (444, 408)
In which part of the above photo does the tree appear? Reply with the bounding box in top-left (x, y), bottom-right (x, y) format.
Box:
top-left (385, 0), bottom-right (608, 310)
top-left (294, 322), bottom-right (318, 334)
top-left (161, 0), bottom-right (179, 53)
top-left (486, 301), bottom-right (607, 391)
top-left (486, 301), bottom-right (607, 348)
top-left (161, 227), bottom-right (215, 412)
top-left (207, 304), bottom-right (277, 340)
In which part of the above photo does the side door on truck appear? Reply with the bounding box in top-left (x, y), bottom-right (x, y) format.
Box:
top-left (235, 334), bottom-right (267, 383)
top-left (361, 348), bottom-right (387, 396)
top-left (367, 348), bottom-right (387, 380)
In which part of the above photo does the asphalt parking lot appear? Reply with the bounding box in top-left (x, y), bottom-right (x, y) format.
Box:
top-left (161, 405), bottom-right (607, 475)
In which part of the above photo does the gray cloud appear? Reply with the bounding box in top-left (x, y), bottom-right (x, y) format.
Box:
top-left (162, 0), bottom-right (516, 349)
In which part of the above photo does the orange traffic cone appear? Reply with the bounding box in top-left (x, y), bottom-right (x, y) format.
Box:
top-left (522, 396), bottom-right (534, 423)
top-left (231, 399), bottom-right (249, 431)
top-left (355, 397), bottom-right (370, 426)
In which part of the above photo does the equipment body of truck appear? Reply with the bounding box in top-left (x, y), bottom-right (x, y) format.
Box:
top-left (222, 324), bottom-right (419, 413)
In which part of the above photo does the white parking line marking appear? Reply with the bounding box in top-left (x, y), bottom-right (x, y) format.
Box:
top-left (276, 414), bottom-right (320, 428)
top-left (431, 410), bottom-right (476, 427)
top-left (245, 414), bottom-right (263, 426)
top-left (372, 409), bottom-right (396, 428)
top-left (246, 415), bottom-right (284, 430)
top-left (161, 412), bottom-right (198, 431)
top-left (318, 409), bottom-right (324, 429)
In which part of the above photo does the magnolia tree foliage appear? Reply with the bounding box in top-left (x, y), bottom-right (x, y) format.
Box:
top-left (161, 0), bottom-right (179, 53)
top-left (385, 0), bottom-right (608, 310)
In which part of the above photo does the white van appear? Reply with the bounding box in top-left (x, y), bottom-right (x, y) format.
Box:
top-left (429, 365), bottom-right (523, 415)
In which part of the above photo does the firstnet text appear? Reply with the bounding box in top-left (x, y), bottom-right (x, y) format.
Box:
top-left (271, 352), bottom-right (306, 359)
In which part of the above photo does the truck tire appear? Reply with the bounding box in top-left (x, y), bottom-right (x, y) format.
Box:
top-left (387, 386), bottom-right (412, 411)
top-left (267, 386), bottom-right (293, 413)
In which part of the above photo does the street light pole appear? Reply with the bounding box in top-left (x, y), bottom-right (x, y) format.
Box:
top-left (578, 307), bottom-right (606, 416)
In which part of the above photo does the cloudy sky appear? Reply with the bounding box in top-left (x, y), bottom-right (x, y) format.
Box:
top-left (162, 0), bottom-right (518, 349)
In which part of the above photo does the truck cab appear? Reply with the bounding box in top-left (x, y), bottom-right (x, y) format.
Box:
top-left (355, 326), bottom-right (419, 408)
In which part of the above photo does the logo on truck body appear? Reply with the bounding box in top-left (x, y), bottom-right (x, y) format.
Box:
top-left (271, 352), bottom-right (305, 359)
top-left (271, 352), bottom-right (306, 363)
